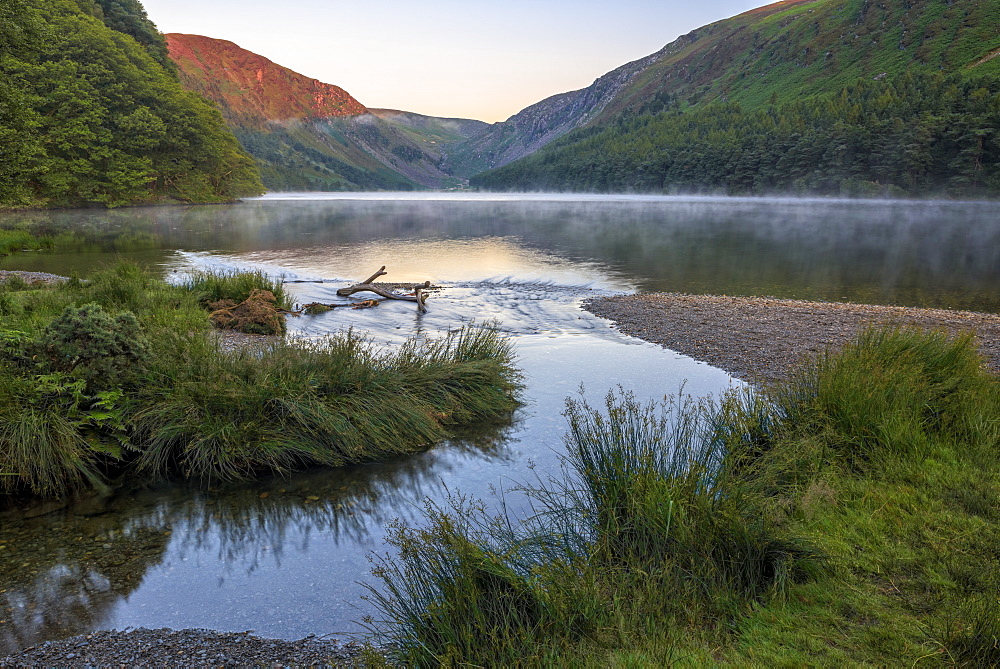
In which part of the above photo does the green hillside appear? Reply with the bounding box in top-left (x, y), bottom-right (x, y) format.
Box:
top-left (472, 0), bottom-right (1000, 196)
top-left (225, 111), bottom-right (480, 192)
top-left (233, 119), bottom-right (423, 192)
top-left (0, 0), bottom-right (262, 209)
top-left (606, 0), bottom-right (1000, 116)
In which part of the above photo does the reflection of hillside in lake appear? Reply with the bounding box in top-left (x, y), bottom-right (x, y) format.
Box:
top-left (0, 420), bottom-right (513, 654)
top-left (2, 194), bottom-right (998, 311)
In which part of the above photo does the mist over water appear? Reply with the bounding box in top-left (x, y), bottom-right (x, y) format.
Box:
top-left (3, 192), bottom-right (998, 311)
top-left (1, 193), bottom-right (997, 651)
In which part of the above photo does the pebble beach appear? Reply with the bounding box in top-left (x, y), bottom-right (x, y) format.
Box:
top-left (585, 292), bottom-right (1000, 385)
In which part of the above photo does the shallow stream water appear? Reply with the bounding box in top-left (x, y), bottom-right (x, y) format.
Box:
top-left (1, 193), bottom-right (997, 652)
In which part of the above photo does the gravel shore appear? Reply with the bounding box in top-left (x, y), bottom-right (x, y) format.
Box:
top-left (585, 293), bottom-right (1000, 385)
top-left (0, 629), bottom-right (365, 668)
top-left (0, 270), bottom-right (69, 285)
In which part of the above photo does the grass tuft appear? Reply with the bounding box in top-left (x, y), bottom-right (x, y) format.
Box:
top-left (184, 268), bottom-right (292, 310)
top-left (365, 389), bottom-right (821, 666)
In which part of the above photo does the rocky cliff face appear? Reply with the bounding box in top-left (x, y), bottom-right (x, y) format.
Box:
top-left (166, 33), bottom-right (367, 127)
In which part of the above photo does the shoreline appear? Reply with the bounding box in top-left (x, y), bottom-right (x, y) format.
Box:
top-left (584, 293), bottom-right (1000, 385)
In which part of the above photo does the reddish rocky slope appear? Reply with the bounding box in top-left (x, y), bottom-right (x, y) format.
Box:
top-left (165, 33), bottom-right (366, 127)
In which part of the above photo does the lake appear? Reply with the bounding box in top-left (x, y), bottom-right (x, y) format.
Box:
top-left (1, 193), bottom-right (997, 652)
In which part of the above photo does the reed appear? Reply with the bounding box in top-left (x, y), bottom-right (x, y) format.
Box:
top-left (132, 325), bottom-right (519, 482)
top-left (183, 268), bottom-right (292, 310)
top-left (365, 389), bottom-right (820, 666)
top-left (0, 228), bottom-right (53, 255)
top-left (775, 325), bottom-right (1000, 468)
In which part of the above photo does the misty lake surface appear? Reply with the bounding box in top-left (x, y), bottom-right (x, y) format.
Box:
top-left (1, 192), bottom-right (998, 652)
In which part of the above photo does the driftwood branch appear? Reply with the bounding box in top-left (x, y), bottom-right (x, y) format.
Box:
top-left (336, 267), bottom-right (430, 313)
top-left (360, 265), bottom-right (388, 285)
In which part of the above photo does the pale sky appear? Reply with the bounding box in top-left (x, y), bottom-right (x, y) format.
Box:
top-left (140, 0), bottom-right (766, 123)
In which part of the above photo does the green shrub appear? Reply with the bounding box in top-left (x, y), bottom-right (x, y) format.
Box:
top-left (37, 302), bottom-right (150, 390)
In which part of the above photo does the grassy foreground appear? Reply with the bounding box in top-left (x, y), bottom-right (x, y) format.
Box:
top-left (364, 326), bottom-right (1000, 666)
top-left (0, 263), bottom-right (520, 500)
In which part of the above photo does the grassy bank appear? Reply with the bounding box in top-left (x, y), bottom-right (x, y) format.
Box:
top-left (0, 229), bottom-right (54, 255)
top-left (0, 263), bottom-right (520, 500)
top-left (365, 326), bottom-right (1000, 666)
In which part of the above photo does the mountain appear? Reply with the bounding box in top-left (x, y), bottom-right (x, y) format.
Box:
top-left (470, 0), bottom-right (1000, 196)
top-left (593, 0), bottom-right (1000, 116)
top-left (0, 0), bottom-right (262, 209)
top-left (166, 34), bottom-right (486, 191)
top-left (444, 53), bottom-right (662, 176)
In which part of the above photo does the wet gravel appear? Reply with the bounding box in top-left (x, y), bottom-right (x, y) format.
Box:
top-left (0, 270), bottom-right (69, 286)
top-left (586, 293), bottom-right (1000, 385)
top-left (0, 628), bottom-right (366, 667)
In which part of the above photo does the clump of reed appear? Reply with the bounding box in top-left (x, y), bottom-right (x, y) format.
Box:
top-left (365, 325), bottom-right (1000, 666)
top-left (0, 228), bottom-right (54, 255)
top-left (131, 324), bottom-right (519, 482)
top-left (0, 262), bottom-right (521, 498)
top-left (364, 389), bottom-right (821, 666)
top-left (183, 268), bottom-right (292, 310)
top-left (774, 324), bottom-right (1000, 469)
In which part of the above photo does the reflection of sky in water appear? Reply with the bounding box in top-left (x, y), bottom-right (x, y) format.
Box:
top-left (219, 236), bottom-right (627, 289)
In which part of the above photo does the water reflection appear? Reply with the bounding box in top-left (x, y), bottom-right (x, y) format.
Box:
top-left (0, 419), bottom-right (514, 654)
top-left (1, 194), bottom-right (998, 311)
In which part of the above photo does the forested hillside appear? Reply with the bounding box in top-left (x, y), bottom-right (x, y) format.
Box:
top-left (0, 0), bottom-right (263, 209)
top-left (473, 73), bottom-right (1000, 196)
top-left (472, 0), bottom-right (1000, 196)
